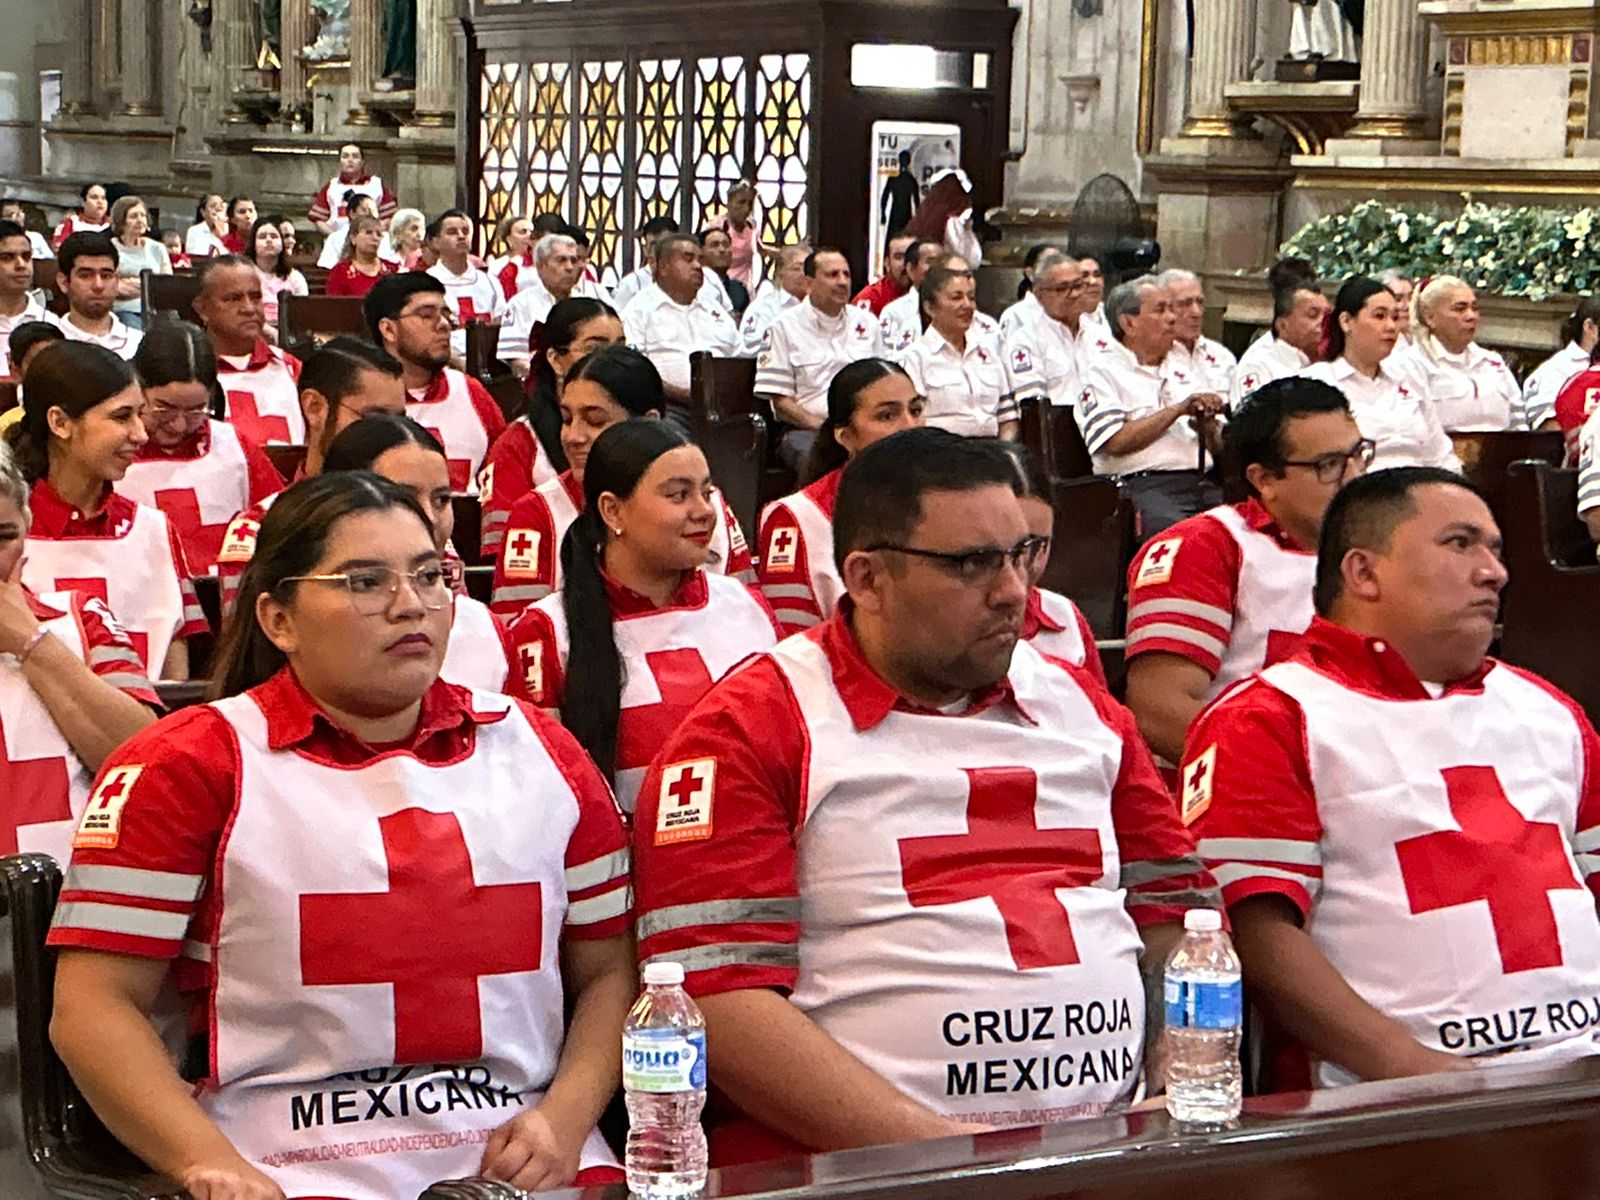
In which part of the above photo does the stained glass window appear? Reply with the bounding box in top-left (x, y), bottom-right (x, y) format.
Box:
top-left (634, 58), bottom-right (685, 231)
top-left (577, 59), bottom-right (626, 287)
top-left (527, 61), bottom-right (573, 224)
top-left (691, 56), bottom-right (748, 230)
top-left (478, 62), bottom-right (525, 254)
top-left (753, 53), bottom-right (811, 252)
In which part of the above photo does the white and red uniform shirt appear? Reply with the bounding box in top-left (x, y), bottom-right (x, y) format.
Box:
top-left (498, 275), bottom-right (563, 364)
top-left (49, 669), bottom-right (629, 1200)
top-left (757, 469), bottom-right (842, 636)
top-left (2, 587), bottom-right (156, 863)
top-left (308, 172), bottom-right (398, 228)
top-left (1390, 341), bottom-right (1518, 433)
top-left (216, 340), bottom-right (305, 446)
top-left (1185, 620), bottom-right (1600, 1085)
top-left (216, 493), bottom-right (281, 615)
top-left (1553, 365), bottom-right (1600, 465)
top-left (119, 420), bottom-right (284, 574)
top-left (427, 262), bottom-right (504, 359)
top-left (1234, 333), bottom-right (1311, 405)
top-left (756, 299), bottom-right (884, 422)
top-left (1299, 358), bottom-right (1461, 473)
top-left (1165, 336), bottom-right (1237, 402)
top-left (1078, 338), bottom-right (1213, 476)
top-left (508, 570), bottom-right (780, 813)
top-left (998, 291), bottom-right (1043, 342)
top-left (879, 290), bottom-right (998, 361)
top-left (49, 311), bottom-right (142, 361)
top-left (184, 222), bottom-right (229, 260)
top-left (491, 251), bottom-right (537, 302)
top-left (479, 416), bottom-right (561, 559)
top-left (1577, 409), bottom-right (1600, 520)
top-left (21, 482), bottom-right (207, 676)
top-left (51, 214), bottom-right (109, 248)
top-left (1003, 314), bottom-right (1093, 408)
top-left (900, 325), bottom-right (1032, 438)
top-left (0, 295), bottom-right (47, 376)
top-left (1520, 341), bottom-right (1591, 431)
top-left (1023, 588), bottom-right (1105, 685)
top-left (633, 611), bottom-right (1218, 1163)
top-left (440, 595), bottom-right (516, 693)
top-left (406, 366), bottom-right (509, 496)
top-left (492, 470), bottom-right (752, 616)
top-left (1125, 499), bottom-right (1317, 702)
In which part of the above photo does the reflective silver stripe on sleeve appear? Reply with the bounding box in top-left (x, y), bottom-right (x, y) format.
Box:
top-left (1126, 598), bottom-right (1235, 631)
top-left (1125, 623), bottom-right (1227, 659)
top-left (1577, 852), bottom-right (1600, 879)
top-left (101, 671), bottom-right (157, 694)
top-left (88, 646), bottom-right (145, 668)
top-left (773, 610), bottom-right (822, 630)
top-left (53, 901), bottom-right (190, 941)
top-left (643, 940), bottom-right (800, 974)
top-left (63, 864), bottom-right (205, 903)
top-left (491, 585), bottom-right (551, 607)
top-left (761, 585), bottom-right (816, 602)
top-left (1120, 855), bottom-right (1208, 889)
top-left (1208, 862), bottom-right (1321, 895)
top-left (1574, 827), bottom-right (1600, 854)
top-left (1197, 837), bottom-right (1322, 866)
top-left (567, 887), bottom-right (631, 926)
top-left (1124, 886), bottom-right (1224, 909)
top-left (638, 897), bottom-right (803, 941)
top-left (565, 848), bottom-right (631, 893)
top-left (182, 939), bottom-right (213, 962)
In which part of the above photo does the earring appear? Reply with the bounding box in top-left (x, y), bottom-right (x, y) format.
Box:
top-left (612, 527), bottom-right (624, 537)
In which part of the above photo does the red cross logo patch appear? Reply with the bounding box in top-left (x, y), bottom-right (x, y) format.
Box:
top-left (655, 759), bottom-right (716, 846)
top-left (75, 765), bottom-right (144, 850)
top-left (504, 529), bottom-right (541, 577)
top-left (1182, 746), bottom-right (1217, 826)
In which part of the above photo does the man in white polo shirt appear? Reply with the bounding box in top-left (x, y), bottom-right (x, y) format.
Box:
top-left (1235, 279), bottom-right (1329, 404)
top-left (425, 209), bottom-right (502, 359)
top-left (1001, 251), bottom-right (1094, 408)
top-left (739, 245), bottom-right (809, 355)
top-left (500, 232), bottom-right (585, 372)
top-left (50, 232), bottom-right (142, 361)
top-left (621, 233), bottom-right (740, 406)
top-left (878, 239), bottom-right (943, 359)
top-left (1077, 275), bottom-right (1224, 536)
top-left (756, 247), bottom-right (882, 467)
top-left (0, 219), bottom-right (46, 376)
top-left (1161, 269), bottom-right (1236, 400)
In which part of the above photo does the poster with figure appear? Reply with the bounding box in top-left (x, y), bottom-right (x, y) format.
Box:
top-left (866, 121), bottom-right (961, 282)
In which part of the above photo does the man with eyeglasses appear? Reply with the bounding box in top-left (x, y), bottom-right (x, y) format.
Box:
top-left (195, 256), bottom-right (305, 446)
top-left (1124, 378), bottom-right (1370, 772)
top-left (632, 427), bottom-right (1219, 1164)
top-left (366, 272), bottom-right (506, 499)
top-left (1161, 269), bottom-right (1237, 403)
top-left (1001, 251), bottom-right (1093, 408)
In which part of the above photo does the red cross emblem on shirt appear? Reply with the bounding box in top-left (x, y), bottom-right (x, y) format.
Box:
top-left (897, 767), bottom-right (1104, 970)
top-left (616, 649), bottom-right (716, 773)
top-left (152, 488), bottom-right (232, 572)
top-left (0, 713), bottom-right (72, 856)
top-left (1395, 766), bottom-right (1583, 974)
top-left (225, 390), bottom-right (292, 446)
top-left (510, 530), bottom-right (535, 558)
top-left (52, 578), bottom-right (151, 669)
top-left (1013, 349), bottom-right (1030, 372)
top-left (299, 808), bottom-right (544, 1062)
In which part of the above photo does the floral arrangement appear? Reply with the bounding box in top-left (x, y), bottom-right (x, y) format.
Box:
top-left (1279, 197), bottom-right (1597, 302)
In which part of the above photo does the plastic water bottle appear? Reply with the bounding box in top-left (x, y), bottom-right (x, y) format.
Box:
top-left (623, 962), bottom-right (708, 1198)
top-left (1163, 908), bottom-right (1243, 1127)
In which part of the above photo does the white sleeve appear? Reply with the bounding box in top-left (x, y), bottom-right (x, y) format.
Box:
top-left (1579, 413), bottom-right (1600, 517)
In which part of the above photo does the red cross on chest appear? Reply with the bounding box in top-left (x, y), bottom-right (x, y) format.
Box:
top-left (151, 487), bottom-right (232, 572)
top-left (225, 390), bottom-right (291, 445)
top-left (299, 808), bottom-right (544, 1063)
top-left (416, 423), bottom-right (474, 492)
top-left (0, 712), bottom-right (72, 856)
top-left (617, 649), bottom-right (715, 772)
top-left (1395, 766), bottom-right (1582, 974)
top-left (898, 767), bottom-right (1104, 970)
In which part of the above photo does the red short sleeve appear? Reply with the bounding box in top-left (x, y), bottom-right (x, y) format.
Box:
top-left (504, 604), bottom-right (566, 708)
top-left (1182, 678), bottom-right (1323, 921)
top-left (465, 374), bottom-right (510, 447)
top-left (480, 422), bottom-right (538, 557)
top-left (632, 656), bottom-right (806, 998)
top-left (78, 594), bottom-right (161, 707)
top-left (239, 433), bottom-right (288, 504)
top-left (308, 185), bottom-right (333, 223)
top-left (1125, 512), bottom-right (1241, 677)
top-left (756, 501), bottom-right (823, 636)
top-left (717, 491), bottom-right (753, 581)
top-left (491, 491), bottom-right (560, 615)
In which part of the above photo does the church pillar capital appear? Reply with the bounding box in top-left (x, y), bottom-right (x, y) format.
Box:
top-left (1180, 0), bottom-right (1256, 138)
top-left (118, 0), bottom-right (159, 116)
top-left (347, 0), bottom-right (383, 124)
top-left (413, 0), bottom-right (457, 128)
top-left (60, 0), bottom-right (99, 115)
top-left (1350, 0), bottom-right (1431, 139)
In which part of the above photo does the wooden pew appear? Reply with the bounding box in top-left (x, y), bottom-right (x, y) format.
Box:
top-left (1017, 395), bottom-right (1094, 482)
top-left (463, 322), bottom-right (523, 422)
top-left (29, 260), bottom-right (61, 316)
top-left (140, 270), bottom-right (201, 326)
top-left (451, 495), bottom-right (484, 564)
top-left (1497, 459), bottom-right (1600, 722)
top-left (1039, 475), bottom-right (1137, 641)
top-left (264, 444), bottom-right (308, 482)
top-left (463, 564), bottom-right (493, 605)
top-left (689, 351), bottom-right (791, 522)
top-left (279, 294), bottom-right (369, 356)
top-left (0, 382), bottom-right (16, 413)
top-left (1450, 429), bottom-right (1565, 525)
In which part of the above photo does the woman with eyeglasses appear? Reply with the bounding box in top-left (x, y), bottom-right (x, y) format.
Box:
top-left (508, 420), bottom-right (780, 814)
top-left (757, 358), bottom-right (924, 636)
top-left (1299, 276), bottom-right (1461, 472)
top-left (324, 413), bottom-right (515, 692)
top-left (490, 345), bottom-right (751, 616)
top-left (5, 342), bottom-right (207, 680)
top-left (899, 261), bottom-right (1017, 440)
top-left (48, 470), bottom-right (632, 1200)
top-left (479, 298), bottom-right (623, 560)
top-left (1388, 275), bottom-right (1518, 432)
top-left (121, 322), bottom-right (285, 574)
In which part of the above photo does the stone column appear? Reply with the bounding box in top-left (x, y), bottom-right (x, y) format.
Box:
top-left (414, 0), bottom-right (457, 127)
top-left (60, 0), bottom-right (98, 114)
top-left (1179, 0), bottom-right (1254, 137)
top-left (1350, 0), bottom-right (1429, 139)
top-left (347, 0), bottom-right (381, 123)
top-left (222, 0), bottom-right (257, 119)
top-left (119, 0), bottom-right (158, 115)
top-left (281, 0), bottom-right (309, 118)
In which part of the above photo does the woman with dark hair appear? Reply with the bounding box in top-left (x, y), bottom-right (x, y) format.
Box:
top-left (325, 214), bottom-right (396, 298)
top-left (222, 196), bottom-right (257, 254)
top-left (900, 262), bottom-right (1015, 439)
top-left (1533, 293), bottom-right (1600, 442)
top-left (1300, 276), bottom-right (1459, 472)
top-left (902, 168), bottom-right (981, 268)
top-left (480, 297), bottom-right (622, 559)
top-left (324, 413), bottom-right (515, 691)
top-left (249, 215), bottom-right (309, 330)
top-left (997, 440), bottom-right (1105, 683)
top-left (48, 470), bottom-right (631, 1200)
top-left (52, 182), bottom-right (110, 248)
top-left (121, 322), bottom-right (284, 573)
top-left (490, 344), bottom-right (751, 615)
top-left (756, 358), bottom-right (923, 635)
top-left (508, 420), bottom-right (779, 812)
top-left (4, 342), bottom-right (206, 679)
top-left (185, 193), bottom-right (229, 259)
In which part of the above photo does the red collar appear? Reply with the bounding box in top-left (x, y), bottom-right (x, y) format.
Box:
top-left (222, 231), bottom-right (246, 254)
top-left (816, 602), bottom-right (1034, 732)
top-left (337, 171), bottom-right (374, 186)
top-left (28, 479), bottom-right (134, 538)
top-left (216, 339), bottom-right (278, 373)
top-left (409, 368), bottom-right (451, 404)
top-left (603, 568), bottom-right (710, 617)
top-left (135, 422), bottom-right (213, 462)
top-left (803, 468), bottom-right (843, 519)
top-left (250, 667), bottom-right (507, 760)
top-left (1020, 589), bottom-right (1065, 640)
top-left (1238, 497), bottom-right (1312, 553)
top-left (1294, 617), bottom-right (1494, 700)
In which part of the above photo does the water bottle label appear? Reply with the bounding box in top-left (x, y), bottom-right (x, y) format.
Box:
top-left (1164, 976), bottom-right (1242, 1030)
top-left (623, 1029), bottom-right (707, 1093)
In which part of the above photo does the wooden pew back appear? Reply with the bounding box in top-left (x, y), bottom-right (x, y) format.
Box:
top-left (279, 294), bottom-right (369, 356)
top-left (1040, 476), bottom-right (1137, 641)
top-left (140, 271), bottom-right (201, 326)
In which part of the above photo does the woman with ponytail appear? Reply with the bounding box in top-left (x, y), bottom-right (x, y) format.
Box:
top-left (1389, 275), bottom-right (1517, 432)
top-left (757, 358), bottom-right (923, 635)
top-left (1522, 295), bottom-right (1600, 432)
top-left (479, 296), bottom-right (622, 558)
top-left (51, 470), bottom-right (631, 1200)
top-left (1300, 276), bottom-right (1460, 472)
top-left (507, 420), bottom-right (780, 813)
top-left (6, 342), bottom-right (207, 679)
top-left (323, 412), bottom-right (515, 691)
top-left (490, 344), bottom-right (752, 615)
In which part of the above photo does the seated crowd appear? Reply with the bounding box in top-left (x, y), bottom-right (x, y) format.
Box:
top-left (3, 158), bottom-right (1600, 1200)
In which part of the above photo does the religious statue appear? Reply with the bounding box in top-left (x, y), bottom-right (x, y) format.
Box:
top-left (1288, 0), bottom-right (1361, 65)
top-left (305, 0), bottom-right (352, 62)
top-left (375, 0), bottom-right (416, 91)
